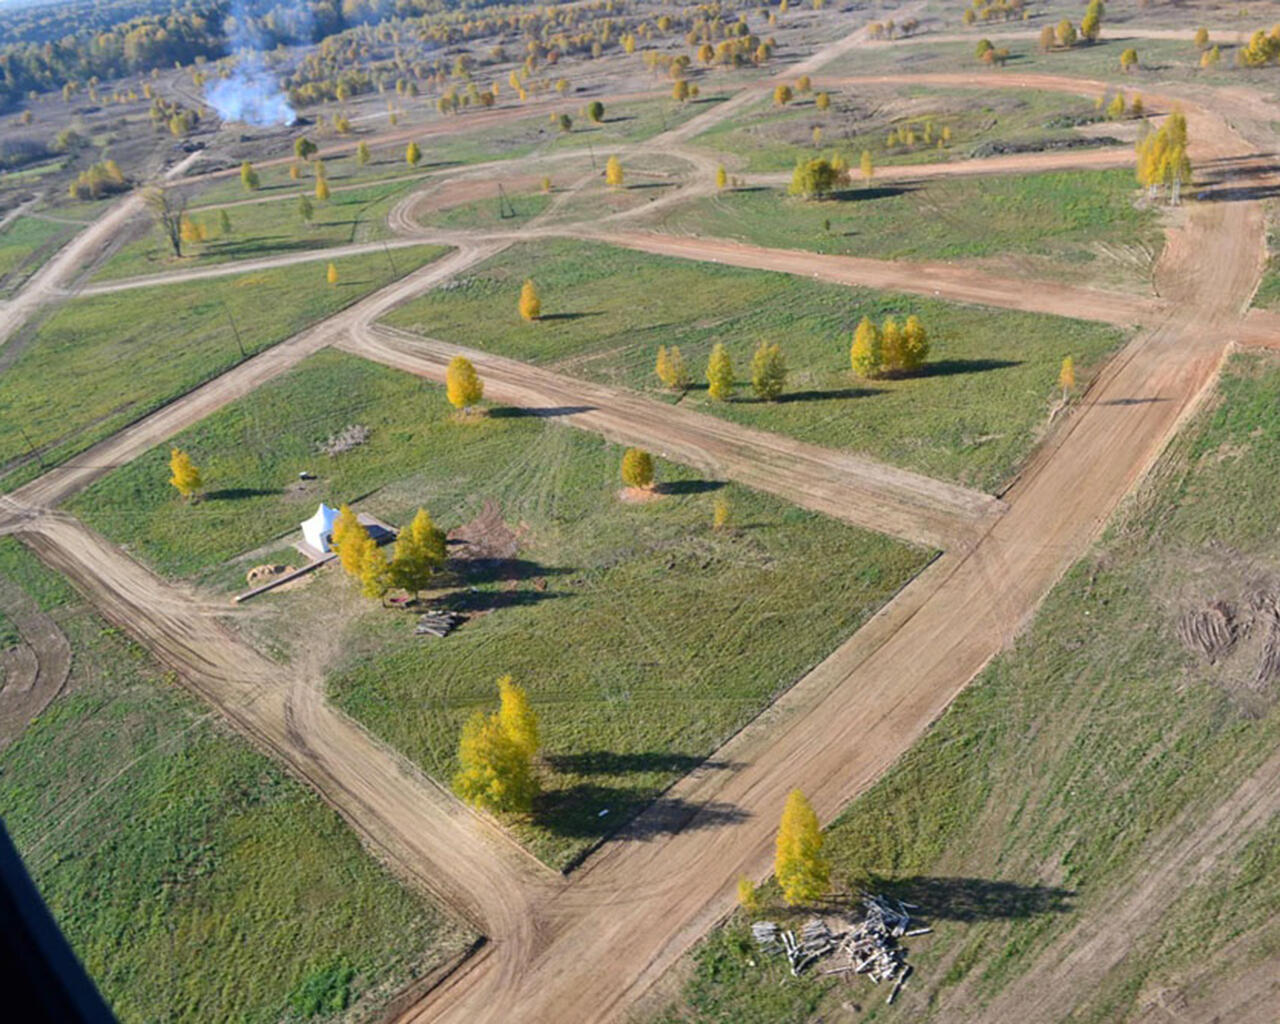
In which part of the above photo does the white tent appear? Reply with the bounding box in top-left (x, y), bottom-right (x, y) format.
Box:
top-left (301, 503), bottom-right (340, 554)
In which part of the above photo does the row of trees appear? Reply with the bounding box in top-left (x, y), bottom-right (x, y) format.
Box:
top-left (850, 316), bottom-right (930, 377)
top-left (333, 503), bottom-right (448, 600)
top-left (654, 340), bottom-right (787, 401)
top-left (1136, 110), bottom-right (1191, 205)
top-left (788, 151), bottom-right (874, 199)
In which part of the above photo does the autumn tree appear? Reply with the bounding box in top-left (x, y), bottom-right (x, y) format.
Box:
top-left (1136, 110), bottom-right (1191, 204)
top-left (788, 156), bottom-right (839, 198)
top-left (294, 136), bottom-right (317, 161)
top-left (557, 112), bottom-right (573, 132)
top-left (713, 496), bottom-right (731, 531)
top-left (621, 448), bottom-right (655, 489)
top-left (519, 279), bottom-right (541, 320)
top-left (144, 186), bottom-right (187, 258)
top-left (358, 534), bottom-right (390, 599)
top-left (497, 675), bottom-right (540, 759)
top-left (901, 315), bottom-right (930, 372)
top-left (586, 100), bottom-right (605, 123)
top-left (861, 149), bottom-right (874, 182)
top-left (406, 140), bottom-right (421, 166)
top-left (707, 342), bottom-right (734, 400)
top-left (716, 164), bottom-right (728, 189)
top-left (1081, 0), bottom-right (1103, 43)
top-left (655, 345), bottom-right (690, 390)
top-left (1059, 355), bottom-right (1075, 400)
top-left (605, 154), bottom-right (624, 187)
top-left (881, 317), bottom-right (904, 372)
top-left (1131, 95), bottom-right (1145, 118)
top-left (1120, 48), bottom-right (1138, 72)
top-left (850, 316), bottom-right (882, 377)
top-left (240, 160), bottom-right (259, 191)
top-left (672, 78), bottom-right (689, 102)
top-left (168, 447), bottom-right (202, 500)
top-left (446, 355), bottom-right (484, 411)
top-left (814, 91), bottom-right (830, 111)
top-left (1193, 27), bottom-right (1210, 51)
top-left (795, 74), bottom-right (811, 93)
top-left (333, 505), bottom-right (362, 570)
top-left (774, 789), bottom-right (829, 905)
top-left (750, 341), bottom-right (786, 400)
top-left (737, 875), bottom-right (759, 911)
top-left (453, 710), bottom-right (538, 814)
top-left (356, 141), bottom-right (371, 165)
top-left (773, 83), bottom-right (793, 106)
top-left (1056, 19), bottom-right (1077, 48)
top-left (327, 261), bottom-right (339, 285)
top-left (298, 194), bottom-right (314, 224)
top-left (390, 507), bottom-right (447, 592)
top-left (315, 176), bottom-right (330, 201)
top-left (1039, 24), bottom-right (1056, 52)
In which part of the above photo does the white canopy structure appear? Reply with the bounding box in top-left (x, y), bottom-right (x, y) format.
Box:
top-left (301, 503), bottom-right (340, 554)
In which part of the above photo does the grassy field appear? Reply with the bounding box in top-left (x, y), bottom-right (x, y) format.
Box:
top-left (823, 34), bottom-right (1248, 85)
top-left (652, 168), bottom-right (1161, 289)
top-left (382, 239), bottom-right (1130, 492)
top-left (69, 350), bottom-right (931, 868)
top-left (189, 95), bottom-right (723, 208)
top-left (657, 349), bottom-right (1280, 1022)
top-left (1252, 206), bottom-right (1280, 309)
top-left (0, 214), bottom-right (77, 298)
top-left (0, 537), bottom-right (470, 1024)
top-left (91, 180), bottom-right (415, 281)
top-left (0, 244), bottom-right (448, 492)
top-left (689, 86), bottom-right (1120, 173)
top-left (417, 188), bottom-right (554, 231)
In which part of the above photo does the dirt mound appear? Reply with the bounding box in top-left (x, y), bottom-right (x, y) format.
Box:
top-left (447, 500), bottom-right (524, 561)
top-left (246, 564), bottom-right (290, 586)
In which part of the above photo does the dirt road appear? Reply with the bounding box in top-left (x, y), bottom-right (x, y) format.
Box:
top-left (344, 325), bottom-right (1000, 550)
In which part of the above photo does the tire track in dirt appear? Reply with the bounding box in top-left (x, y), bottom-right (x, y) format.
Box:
top-left (0, 575), bottom-right (71, 748)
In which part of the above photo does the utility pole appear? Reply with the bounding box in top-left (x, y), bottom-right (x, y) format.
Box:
top-left (18, 428), bottom-right (45, 470)
top-left (383, 241), bottom-right (398, 276)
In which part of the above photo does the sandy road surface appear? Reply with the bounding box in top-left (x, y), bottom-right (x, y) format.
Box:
top-left (746, 144), bottom-right (1136, 187)
top-left (584, 228), bottom-right (1161, 325)
top-left (343, 325), bottom-right (1000, 550)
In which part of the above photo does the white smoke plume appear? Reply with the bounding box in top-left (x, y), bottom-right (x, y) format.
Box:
top-left (205, 2), bottom-right (308, 126)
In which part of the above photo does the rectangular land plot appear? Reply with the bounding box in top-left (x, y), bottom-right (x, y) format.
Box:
top-left (382, 239), bottom-right (1132, 492)
top-left (660, 349), bottom-right (1280, 1022)
top-left (68, 350), bottom-right (932, 868)
top-left (651, 168), bottom-right (1162, 292)
top-left (0, 244), bottom-right (449, 492)
top-left (0, 214), bottom-right (77, 298)
top-left (688, 85), bottom-right (1123, 173)
top-left (0, 538), bottom-right (471, 1024)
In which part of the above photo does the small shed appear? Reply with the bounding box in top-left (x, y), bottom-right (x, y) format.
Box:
top-left (301, 503), bottom-right (340, 554)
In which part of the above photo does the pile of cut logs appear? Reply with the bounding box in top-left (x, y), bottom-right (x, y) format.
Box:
top-left (415, 610), bottom-right (464, 637)
top-left (751, 894), bottom-right (930, 1005)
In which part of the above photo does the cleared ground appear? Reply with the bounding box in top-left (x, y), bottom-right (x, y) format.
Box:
top-left (650, 167), bottom-right (1162, 292)
top-left (0, 244), bottom-right (448, 491)
top-left (0, 538), bottom-right (471, 1023)
top-left (69, 350), bottom-right (931, 868)
top-left (382, 238), bottom-right (1130, 492)
top-left (661, 349), bottom-right (1280, 1023)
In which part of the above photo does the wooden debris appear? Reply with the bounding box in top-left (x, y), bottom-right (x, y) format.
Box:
top-left (415, 610), bottom-right (464, 637)
top-left (751, 921), bottom-right (779, 949)
top-left (318, 424), bottom-right (370, 457)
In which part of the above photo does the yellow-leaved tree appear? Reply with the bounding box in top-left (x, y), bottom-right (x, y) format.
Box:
top-left (655, 345), bottom-right (689, 390)
top-left (737, 875), bottom-right (759, 911)
top-left (519, 279), bottom-right (541, 321)
top-left (880, 317), bottom-right (904, 373)
top-left (335, 507), bottom-right (368, 575)
top-left (1059, 355), bottom-right (1075, 400)
top-left (327, 261), bottom-right (339, 285)
top-left (774, 788), bottom-right (829, 905)
top-left (715, 165), bottom-right (728, 190)
top-left (860, 149), bottom-right (874, 182)
top-left (621, 448), bottom-right (655, 489)
top-left (390, 507), bottom-right (447, 594)
top-left (315, 176), bottom-right (330, 201)
top-left (358, 534), bottom-right (390, 599)
top-left (605, 155), bottom-right (624, 187)
top-left (713, 495), bottom-right (731, 531)
top-left (850, 316), bottom-right (882, 377)
top-left (497, 675), bottom-right (540, 759)
top-left (406, 141), bottom-right (421, 166)
top-left (901, 315), bottom-right (930, 372)
top-left (707, 342), bottom-right (734, 401)
top-left (750, 341), bottom-right (787, 401)
top-left (446, 355), bottom-right (484, 411)
top-left (168, 447), bottom-right (202, 500)
top-left (453, 710), bottom-right (538, 814)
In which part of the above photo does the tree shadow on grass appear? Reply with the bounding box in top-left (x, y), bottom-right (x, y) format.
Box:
top-left (908, 359), bottom-right (1021, 379)
top-left (545, 750), bottom-right (740, 774)
top-left (658, 479), bottom-right (725, 495)
top-left (867, 875), bottom-right (1075, 922)
top-left (737, 386), bottom-right (882, 404)
top-left (442, 587), bottom-right (566, 614)
top-left (205, 487), bottom-right (281, 500)
top-left (488, 405), bottom-right (596, 419)
top-left (537, 311), bottom-right (603, 322)
top-left (829, 185), bottom-right (920, 202)
top-left (454, 558), bottom-right (574, 586)
top-left (536, 782), bottom-right (749, 843)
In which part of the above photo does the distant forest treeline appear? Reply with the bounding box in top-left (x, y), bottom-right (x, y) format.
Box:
top-left (0, 0), bottom-right (512, 110)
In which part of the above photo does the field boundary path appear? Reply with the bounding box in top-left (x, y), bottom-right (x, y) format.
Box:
top-left (0, 12), bottom-right (1276, 1024)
